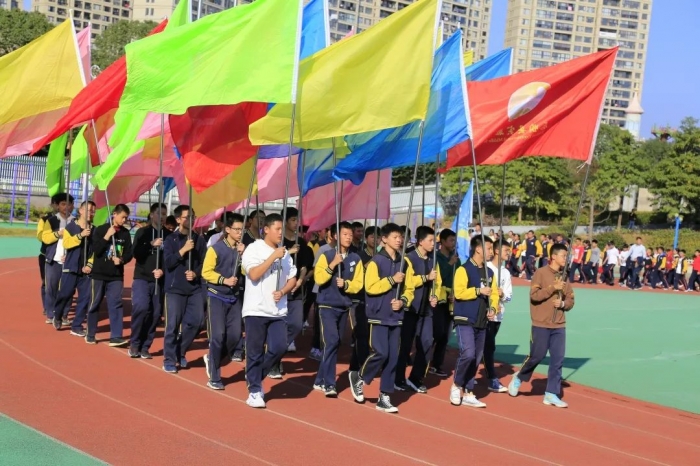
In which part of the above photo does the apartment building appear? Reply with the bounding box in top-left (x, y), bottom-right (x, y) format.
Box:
top-left (130, 0), bottom-right (235, 22)
top-left (1, 0), bottom-right (21, 10)
top-left (504, 0), bottom-right (652, 128)
top-left (31, 0), bottom-right (133, 38)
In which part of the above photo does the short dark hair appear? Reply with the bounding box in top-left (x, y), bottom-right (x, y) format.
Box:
top-left (264, 213), bottom-right (283, 227)
top-left (225, 213), bottom-right (245, 228)
top-left (550, 243), bottom-right (568, 256)
top-left (330, 221), bottom-right (353, 238)
top-left (636, 236), bottom-right (642, 241)
top-left (416, 226), bottom-right (434, 243)
top-left (365, 226), bottom-right (379, 238)
top-left (351, 221), bottom-right (364, 230)
top-left (400, 225), bottom-right (411, 237)
top-left (493, 240), bottom-right (511, 254)
top-left (281, 207), bottom-right (298, 219)
top-left (248, 209), bottom-right (265, 218)
top-left (528, 229), bottom-right (534, 234)
top-left (165, 215), bottom-right (177, 227)
top-left (679, 249), bottom-right (686, 254)
top-left (381, 223), bottom-right (402, 237)
top-left (113, 204), bottom-right (130, 215)
top-left (174, 205), bottom-right (190, 217)
top-left (150, 202), bottom-right (167, 213)
top-left (80, 200), bottom-right (96, 208)
top-left (52, 193), bottom-right (75, 204)
top-left (439, 228), bottom-right (456, 243)
top-left (592, 239), bottom-right (598, 245)
top-left (469, 234), bottom-right (493, 254)
top-left (219, 211), bottom-right (235, 223)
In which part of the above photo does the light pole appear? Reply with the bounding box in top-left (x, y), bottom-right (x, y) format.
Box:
top-left (673, 214), bottom-right (682, 250)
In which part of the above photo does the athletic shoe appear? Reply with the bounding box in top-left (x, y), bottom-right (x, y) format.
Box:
top-left (45, 318), bottom-right (53, 324)
top-left (488, 379), bottom-right (508, 393)
top-left (128, 347), bottom-right (140, 358)
top-left (70, 328), bottom-right (87, 338)
top-left (52, 318), bottom-right (62, 331)
top-left (543, 392), bottom-right (568, 408)
top-left (207, 380), bottom-right (225, 391)
top-left (62, 317), bottom-right (71, 327)
top-left (429, 367), bottom-right (448, 378)
top-left (140, 350), bottom-right (152, 360)
top-left (407, 379), bottom-right (428, 394)
top-left (324, 385), bottom-right (338, 397)
top-left (449, 385), bottom-right (462, 406)
top-left (246, 392), bottom-right (266, 409)
top-left (232, 350), bottom-right (244, 362)
top-left (309, 348), bottom-right (322, 361)
top-left (313, 383), bottom-right (326, 392)
top-left (376, 392), bottom-right (398, 414)
top-left (179, 356), bottom-right (188, 368)
top-left (287, 341), bottom-right (296, 353)
top-left (348, 371), bottom-right (365, 403)
top-left (267, 364), bottom-right (282, 379)
top-left (462, 392), bottom-right (486, 408)
top-left (109, 338), bottom-right (128, 348)
top-left (394, 382), bottom-right (408, 392)
top-left (85, 335), bottom-right (97, 345)
top-left (508, 372), bottom-right (522, 397)
top-left (204, 354), bottom-right (211, 379)
top-left (162, 364), bottom-right (177, 374)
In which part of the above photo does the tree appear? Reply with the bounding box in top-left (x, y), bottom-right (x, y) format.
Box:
top-left (645, 117), bottom-right (700, 219)
top-left (0, 10), bottom-right (53, 57)
top-left (392, 163), bottom-right (436, 187)
top-left (92, 20), bottom-right (159, 72)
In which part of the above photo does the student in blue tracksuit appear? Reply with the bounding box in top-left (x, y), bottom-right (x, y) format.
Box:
top-left (395, 226), bottom-right (442, 394)
top-left (202, 213), bottom-right (246, 390)
top-left (349, 223), bottom-right (415, 414)
top-left (52, 200), bottom-right (95, 336)
top-left (162, 205), bottom-right (207, 373)
top-left (40, 193), bottom-right (75, 325)
top-left (348, 226), bottom-right (377, 374)
top-left (37, 196), bottom-right (60, 317)
top-left (129, 202), bottom-right (169, 359)
top-left (85, 204), bottom-right (133, 346)
top-left (450, 235), bottom-right (500, 409)
top-left (313, 221), bottom-right (364, 397)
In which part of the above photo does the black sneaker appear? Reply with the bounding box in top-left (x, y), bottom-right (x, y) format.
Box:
top-left (85, 335), bottom-right (97, 345)
top-left (140, 350), bottom-right (153, 360)
top-left (70, 328), bottom-right (87, 338)
top-left (52, 318), bottom-right (62, 331)
top-left (128, 347), bottom-right (140, 358)
top-left (62, 317), bottom-right (71, 327)
top-left (348, 371), bottom-right (365, 403)
top-left (109, 338), bottom-right (128, 348)
top-left (232, 350), bottom-right (243, 362)
top-left (429, 367), bottom-right (448, 378)
top-left (376, 392), bottom-right (399, 414)
top-left (407, 379), bottom-right (428, 394)
top-left (324, 385), bottom-right (338, 397)
top-left (267, 363), bottom-right (282, 379)
top-left (394, 381), bottom-right (409, 392)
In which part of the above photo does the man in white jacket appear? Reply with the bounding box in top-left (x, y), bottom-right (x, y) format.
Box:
top-left (241, 213), bottom-right (297, 408)
top-left (484, 239), bottom-right (513, 393)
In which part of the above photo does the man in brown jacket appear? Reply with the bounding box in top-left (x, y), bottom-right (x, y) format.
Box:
top-left (508, 242), bottom-right (574, 408)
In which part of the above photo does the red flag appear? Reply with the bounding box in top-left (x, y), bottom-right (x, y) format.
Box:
top-left (168, 103), bottom-right (267, 193)
top-left (31, 20), bottom-right (169, 153)
top-left (447, 47), bottom-right (617, 169)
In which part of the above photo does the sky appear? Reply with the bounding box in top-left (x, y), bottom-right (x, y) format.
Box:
top-left (487, 0), bottom-right (699, 137)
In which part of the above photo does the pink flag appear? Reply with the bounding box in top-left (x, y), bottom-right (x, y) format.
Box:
top-left (302, 170), bottom-right (391, 231)
top-left (93, 175), bottom-right (158, 208)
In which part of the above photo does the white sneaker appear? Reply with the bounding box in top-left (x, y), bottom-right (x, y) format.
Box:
top-left (287, 341), bottom-right (297, 353)
top-left (462, 392), bottom-right (486, 408)
top-left (246, 392), bottom-right (266, 409)
top-left (203, 354), bottom-right (211, 380)
top-left (450, 385), bottom-right (462, 406)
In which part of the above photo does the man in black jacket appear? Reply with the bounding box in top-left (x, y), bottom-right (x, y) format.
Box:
top-left (129, 202), bottom-right (169, 359)
top-left (85, 204), bottom-right (133, 346)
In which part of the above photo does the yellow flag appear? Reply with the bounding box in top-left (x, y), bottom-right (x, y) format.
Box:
top-left (0, 21), bottom-right (83, 155)
top-left (463, 50), bottom-right (474, 67)
top-left (190, 157), bottom-right (257, 216)
top-left (249, 0), bottom-right (438, 146)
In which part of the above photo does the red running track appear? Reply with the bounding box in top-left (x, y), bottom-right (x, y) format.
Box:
top-left (1, 257), bottom-right (699, 465)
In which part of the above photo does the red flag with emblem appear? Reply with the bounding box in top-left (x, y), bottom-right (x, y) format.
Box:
top-left (446, 47), bottom-right (618, 169)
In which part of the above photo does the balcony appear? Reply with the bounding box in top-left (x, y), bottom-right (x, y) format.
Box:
top-left (603, 0), bottom-right (620, 6)
top-left (555, 22), bottom-right (572, 31)
top-left (555, 12), bottom-right (573, 21)
top-left (556, 2), bottom-right (573, 11)
top-left (339, 1), bottom-right (355, 12)
top-left (553, 42), bottom-right (571, 51)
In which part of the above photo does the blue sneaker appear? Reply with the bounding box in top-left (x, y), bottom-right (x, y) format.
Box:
top-left (207, 380), bottom-right (224, 390)
top-left (543, 392), bottom-right (568, 408)
top-left (508, 372), bottom-right (522, 397)
top-left (488, 378), bottom-right (508, 393)
top-left (163, 364), bottom-right (177, 374)
top-left (179, 356), bottom-right (188, 368)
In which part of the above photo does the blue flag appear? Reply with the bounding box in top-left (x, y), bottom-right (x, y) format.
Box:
top-left (259, 0), bottom-right (329, 160)
top-left (464, 47), bottom-right (512, 82)
top-left (456, 179), bottom-right (474, 264)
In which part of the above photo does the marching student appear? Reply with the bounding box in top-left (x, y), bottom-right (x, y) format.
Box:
top-left (523, 230), bottom-right (542, 281)
top-left (52, 200), bottom-right (95, 336)
top-left (588, 239), bottom-right (602, 284)
top-left (85, 204), bottom-right (133, 346)
top-left (309, 225), bottom-right (337, 361)
top-left (348, 226), bottom-right (378, 374)
top-left (673, 250), bottom-right (688, 291)
top-left (395, 226), bottom-right (441, 394)
top-left (201, 213), bottom-right (246, 390)
top-left (40, 193), bottom-right (75, 325)
top-left (484, 240), bottom-right (513, 393)
top-left (450, 235), bottom-right (499, 408)
top-left (37, 196), bottom-right (59, 317)
top-left (313, 221), bottom-right (364, 396)
top-left (129, 203), bottom-right (169, 359)
top-left (432, 228), bottom-right (460, 377)
top-left (508, 242), bottom-right (575, 408)
top-left (538, 234), bottom-right (551, 268)
top-left (241, 213), bottom-right (297, 408)
top-left (205, 212), bottom-right (232, 247)
top-left (162, 205), bottom-right (207, 373)
top-left (349, 223), bottom-right (415, 414)
top-left (349, 221), bottom-right (364, 253)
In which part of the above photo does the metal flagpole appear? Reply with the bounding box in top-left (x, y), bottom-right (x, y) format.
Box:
top-left (396, 121), bottom-right (426, 300)
top-left (468, 143), bottom-right (488, 282)
top-left (234, 159), bottom-right (257, 279)
top-left (451, 167), bottom-right (464, 282)
top-left (431, 152), bottom-right (441, 296)
top-left (295, 150), bottom-right (307, 245)
top-left (497, 162), bottom-right (507, 288)
top-left (89, 125), bottom-right (115, 253)
top-left (64, 131), bottom-right (73, 203)
top-left (155, 114), bottom-right (165, 296)
top-left (421, 165), bottom-right (426, 226)
top-left (277, 103), bottom-right (298, 289)
top-left (372, 171), bottom-right (381, 256)
top-left (82, 130), bottom-right (91, 268)
top-left (332, 138), bottom-right (341, 255)
top-left (188, 185), bottom-right (193, 272)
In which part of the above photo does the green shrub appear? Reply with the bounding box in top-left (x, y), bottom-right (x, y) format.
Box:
top-left (594, 231), bottom-right (627, 247)
top-left (535, 224), bottom-right (574, 239)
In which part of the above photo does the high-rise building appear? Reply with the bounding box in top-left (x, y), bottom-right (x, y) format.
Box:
top-left (504, 0), bottom-right (652, 128)
top-left (30, 0), bottom-right (134, 38)
top-left (1, 0), bottom-right (20, 10)
top-left (130, 0), bottom-right (235, 22)
top-left (329, 0), bottom-right (493, 60)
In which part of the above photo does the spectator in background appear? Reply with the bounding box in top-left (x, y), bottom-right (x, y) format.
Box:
top-left (628, 209), bottom-right (638, 229)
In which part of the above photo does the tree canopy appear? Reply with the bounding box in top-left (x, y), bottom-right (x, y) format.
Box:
top-left (92, 20), bottom-right (159, 72)
top-left (0, 10), bottom-right (53, 57)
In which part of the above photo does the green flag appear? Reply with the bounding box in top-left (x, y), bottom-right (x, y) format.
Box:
top-left (119, 0), bottom-right (301, 115)
top-left (69, 126), bottom-right (89, 182)
top-left (46, 132), bottom-right (68, 196)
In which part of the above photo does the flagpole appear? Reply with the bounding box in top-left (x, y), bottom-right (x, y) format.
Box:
top-left (421, 165), bottom-right (426, 226)
top-left (155, 113), bottom-right (165, 296)
top-left (372, 170), bottom-right (381, 256)
top-left (497, 162), bottom-right (507, 288)
top-left (295, 150), bottom-right (307, 245)
top-left (64, 130), bottom-right (73, 204)
top-left (234, 158), bottom-right (258, 279)
top-left (431, 152), bottom-right (441, 296)
top-left (396, 120), bottom-right (426, 300)
top-left (82, 129), bottom-right (90, 268)
top-left (332, 138), bottom-right (341, 256)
